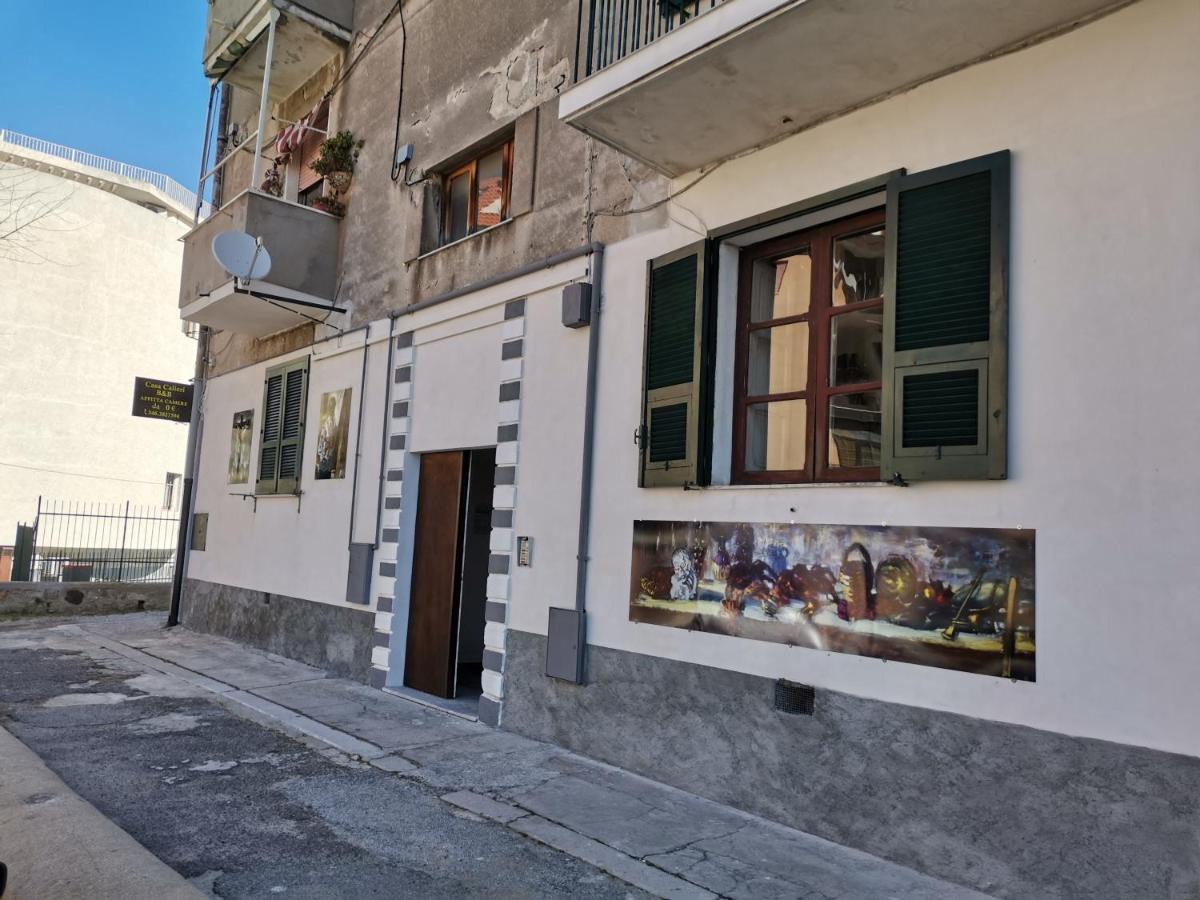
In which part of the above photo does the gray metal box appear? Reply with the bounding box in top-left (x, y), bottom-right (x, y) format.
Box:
top-left (346, 543), bottom-right (374, 605)
top-left (561, 282), bottom-right (592, 329)
top-left (546, 607), bottom-right (585, 682)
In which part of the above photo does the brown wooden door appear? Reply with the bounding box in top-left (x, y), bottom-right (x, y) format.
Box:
top-left (404, 450), bottom-right (467, 697)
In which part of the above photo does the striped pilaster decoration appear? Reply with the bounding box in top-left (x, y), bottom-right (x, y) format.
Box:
top-left (367, 329), bottom-right (414, 689)
top-left (479, 297), bottom-right (526, 727)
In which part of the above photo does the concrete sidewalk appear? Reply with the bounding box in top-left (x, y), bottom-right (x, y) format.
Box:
top-left (40, 614), bottom-right (987, 899)
top-left (0, 725), bottom-right (204, 900)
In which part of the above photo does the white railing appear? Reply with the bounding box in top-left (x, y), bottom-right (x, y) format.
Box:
top-left (0, 128), bottom-right (203, 216)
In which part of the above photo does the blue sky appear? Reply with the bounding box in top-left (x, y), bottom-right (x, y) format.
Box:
top-left (0, 1), bottom-right (210, 187)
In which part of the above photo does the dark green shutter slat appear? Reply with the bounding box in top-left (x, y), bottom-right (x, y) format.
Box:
top-left (894, 171), bottom-right (992, 352)
top-left (646, 255), bottom-right (698, 390)
top-left (648, 403), bottom-right (688, 462)
top-left (281, 368), bottom-right (304, 439)
top-left (901, 370), bottom-right (979, 447)
top-left (256, 371), bottom-right (284, 492)
top-left (882, 151), bottom-right (1009, 482)
top-left (640, 242), bottom-right (709, 487)
top-left (258, 358), bottom-right (308, 494)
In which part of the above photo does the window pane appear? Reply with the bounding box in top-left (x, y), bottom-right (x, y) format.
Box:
top-left (745, 399), bottom-right (806, 472)
top-left (832, 229), bottom-right (885, 305)
top-left (828, 390), bottom-right (882, 468)
top-left (447, 172), bottom-right (470, 242)
top-left (829, 307), bottom-right (883, 386)
top-left (751, 252), bottom-right (810, 322)
top-left (476, 148), bottom-right (506, 230)
top-left (747, 322), bottom-right (808, 396)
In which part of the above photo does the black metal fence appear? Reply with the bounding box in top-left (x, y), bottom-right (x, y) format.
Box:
top-left (15, 499), bottom-right (180, 584)
top-left (575, 0), bottom-right (726, 80)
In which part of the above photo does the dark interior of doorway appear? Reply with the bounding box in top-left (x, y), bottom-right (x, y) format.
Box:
top-left (403, 446), bottom-right (494, 710)
top-left (453, 446), bottom-right (494, 706)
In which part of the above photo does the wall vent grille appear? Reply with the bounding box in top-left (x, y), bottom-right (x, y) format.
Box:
top-left (774, 679), bottom-right (815, 716)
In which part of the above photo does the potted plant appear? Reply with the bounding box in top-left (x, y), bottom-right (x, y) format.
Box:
top-left (311, 130), bottom-right (363, 193)
top-left (312, 195), bottom-right (345, 217)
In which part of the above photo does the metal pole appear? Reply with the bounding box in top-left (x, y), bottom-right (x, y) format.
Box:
top-left (117, 501), bottom-right (130, 582)
top-left (169, 326), bottom-right (210, 626)
top-left (194, 81), bottom-right (218, 224)
top-left (249, 8), bottom-right (280, 189)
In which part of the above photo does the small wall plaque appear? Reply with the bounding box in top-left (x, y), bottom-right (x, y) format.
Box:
top-left (191, 513), bottom-right (208, 551)
top-left (516, 536), bottom-right (532, 567)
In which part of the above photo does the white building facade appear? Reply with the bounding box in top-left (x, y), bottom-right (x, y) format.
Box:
top-left (0, 131), bottom-right (196, 540)
top-left (178, 1), bottom-right (1200, 895)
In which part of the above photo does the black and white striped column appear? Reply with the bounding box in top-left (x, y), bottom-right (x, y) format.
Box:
top-left (368, 329), bottom-right (414, 689)
top-left (479, 297), bottom-right (526, 726)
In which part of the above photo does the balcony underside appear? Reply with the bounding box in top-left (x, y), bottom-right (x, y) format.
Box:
top-left (181, 280), bottom-right (343, 338)
top-left (204, 0), bottom-right (350, 102)
top-left (561, 0), bottom-right (1130, 176)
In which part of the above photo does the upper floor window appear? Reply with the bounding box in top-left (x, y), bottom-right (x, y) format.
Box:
top-left (733, 209), bottom-right (885, 483)
top-left (443, 142), bottom-right (512, 245)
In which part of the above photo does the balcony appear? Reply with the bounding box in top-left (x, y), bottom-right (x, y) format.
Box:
top-left (178, 0), bottom-right (352, 335)
top-left (179, 190), bottom-right (343, 337)
top-left (562, 0), bottom-right (1128, 176)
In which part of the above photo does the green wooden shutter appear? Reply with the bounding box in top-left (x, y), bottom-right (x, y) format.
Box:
top-left (881, 151), bottom-right (1009, 481)
top-left (256, 367), bottom-right (284, 493)
top-left (639, 242), bottom-right (709, 487)
top-left (256, 357), bottom-right (309, 494)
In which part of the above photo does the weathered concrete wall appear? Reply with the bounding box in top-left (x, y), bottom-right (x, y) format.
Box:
top-left (0, 582), bottom-right (170, 618)
top-left (333, 0), bottom-right (666, 326)
top-left (502, 630), bottom-right (1200, 900)
top-left (181, 578), bottom-right (374, 681)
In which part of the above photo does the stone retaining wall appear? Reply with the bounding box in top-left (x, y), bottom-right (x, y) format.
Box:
top-left (0, 582), bottom-right (170, 618)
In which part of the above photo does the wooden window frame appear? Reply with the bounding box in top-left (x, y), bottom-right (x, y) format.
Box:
top-left (731, 208), bottom-right (885, 485)
top-left (441, 141), bottom-right (513, 246)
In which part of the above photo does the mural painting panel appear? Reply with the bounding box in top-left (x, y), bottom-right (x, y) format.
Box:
top-left (630, 520), bottom-right (1035, 681)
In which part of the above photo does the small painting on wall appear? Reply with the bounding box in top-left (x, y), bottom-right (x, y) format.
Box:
top-left (315, 388), bottom-right (352, 480)
top-left (630, 520), bottom-right (1036, 681)
top-left (228, 410), bottom-right (253, 484)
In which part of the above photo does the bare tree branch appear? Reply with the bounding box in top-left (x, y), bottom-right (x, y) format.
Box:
top-left (0, 162), bottom-right (76, 265)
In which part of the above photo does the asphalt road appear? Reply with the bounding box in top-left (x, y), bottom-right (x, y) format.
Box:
top-left (0, 638), bottom-right (645, 899)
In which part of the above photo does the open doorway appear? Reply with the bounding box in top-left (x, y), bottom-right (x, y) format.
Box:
top-left (403, 447), bottom-right (495, 713)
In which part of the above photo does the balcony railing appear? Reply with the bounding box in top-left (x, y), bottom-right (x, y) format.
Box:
top-left (575, 0), bottom-right (727, 80)
top-left (0, 128), bottom-right (203, 216)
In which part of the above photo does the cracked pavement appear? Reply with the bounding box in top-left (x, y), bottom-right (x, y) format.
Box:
top-left (0, 614), bottom-right (990, 899)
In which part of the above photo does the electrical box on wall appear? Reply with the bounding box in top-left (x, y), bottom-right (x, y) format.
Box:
top-left (561, 282), bottom-right (592, 328)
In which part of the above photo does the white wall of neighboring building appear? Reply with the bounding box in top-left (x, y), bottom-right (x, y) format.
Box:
top-left (509, 0), bottom-right (1200, 758)
top-left (0, 152), bottom-right (196, 534)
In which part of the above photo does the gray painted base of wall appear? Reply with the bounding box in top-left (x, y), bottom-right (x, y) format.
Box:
top-left (0, 582), bottom-right (169, 618)
top-left (501, 629), bottom-right (1200, 900)
top-left (181, 579), bottom-right (374, 682)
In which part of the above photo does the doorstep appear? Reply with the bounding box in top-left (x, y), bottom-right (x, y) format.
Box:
top-left (60, 614), bottom-right (992, 899)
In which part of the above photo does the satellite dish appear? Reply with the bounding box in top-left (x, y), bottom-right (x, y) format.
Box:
top-left (212, 230), bottom-right (272, 282)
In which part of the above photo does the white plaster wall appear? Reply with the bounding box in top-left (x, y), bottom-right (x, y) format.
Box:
top-left (0, 167), bottom-right (193, 530)
top-left (187, 323), bottom-right (389, 606)
top-left (509, 0), bottom-right (1200, 757)
top-left (409, 308), bottom-right (503, 454)
top-left (508, 282), bottom-right (592, 624)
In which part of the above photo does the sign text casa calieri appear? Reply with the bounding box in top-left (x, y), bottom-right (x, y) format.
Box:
top-left (131, 377), bottom-right (193, 422)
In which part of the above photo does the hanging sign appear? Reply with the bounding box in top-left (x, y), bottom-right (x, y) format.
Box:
top-left (131, 377), bottom-right (193, 422)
